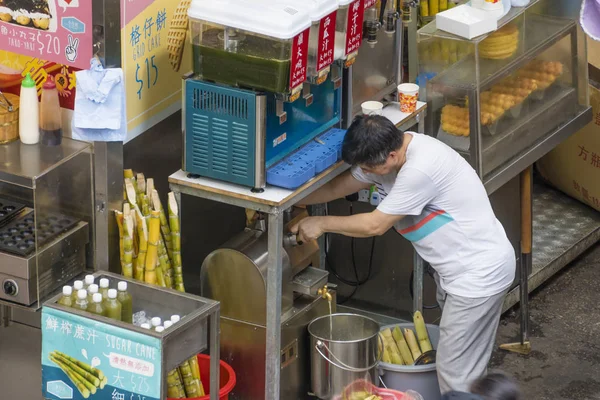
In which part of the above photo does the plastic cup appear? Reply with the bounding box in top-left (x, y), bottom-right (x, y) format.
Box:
top-left (397, 83), bottom-right (419, 113)
top-left (361, 101), bottom-right (384, 116)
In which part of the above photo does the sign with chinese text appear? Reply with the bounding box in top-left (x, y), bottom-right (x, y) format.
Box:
top-left (364, 0), bottom-right (377, 9)
top-left (42, 307), bottom-right (161, 400)
top-left (0, 0), bottom-right (92, 70)
top-left (537, 83), bottom-right (600, 213)
top-left (345, 0), bottom-right (364, 56)
top-left (289, 28), bottom-right (310, 90)
top-left (317, 11), bottom-right (337, 73)
top-left (121, 0), bottom-right (191, 141)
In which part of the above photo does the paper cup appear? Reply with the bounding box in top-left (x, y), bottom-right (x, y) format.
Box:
top-left (361, 101), bottom-right (384, 115)
top-left (398, 83), bottom-right (419, 113)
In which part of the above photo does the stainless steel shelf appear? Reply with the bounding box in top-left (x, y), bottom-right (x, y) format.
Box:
top-left (484, 103), bottom-right (592, 195)
top-left (0, 138), bottom-right (91, 188)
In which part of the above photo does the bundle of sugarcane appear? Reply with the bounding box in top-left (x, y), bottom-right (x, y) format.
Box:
top-left (49, 351), bottom-right (107, 399)
top-left (114, 170), bottom-right (204, 398)
top-left (379, 311), bottom-right (434, 366)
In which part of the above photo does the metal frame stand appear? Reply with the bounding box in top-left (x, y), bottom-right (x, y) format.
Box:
top-left (169, 105), bottom-right (426, 399)
top-left (500, 166), bottom-right (532, 355)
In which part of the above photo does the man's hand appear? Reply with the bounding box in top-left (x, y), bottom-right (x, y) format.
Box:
top-left (290, 217), bottom-right (324, 243)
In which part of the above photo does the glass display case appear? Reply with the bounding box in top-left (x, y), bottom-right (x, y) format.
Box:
top-left (418, 0), bottom-right (590, 193)
top-left (0, 138), bottom-right (94, 309)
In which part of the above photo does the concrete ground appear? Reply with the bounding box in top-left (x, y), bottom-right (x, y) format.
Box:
top-left (491, 244), bottom-right (600, 400)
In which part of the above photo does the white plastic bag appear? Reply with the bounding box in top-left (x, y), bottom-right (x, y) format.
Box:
top-left (511, 0), bottom-right (530, 7)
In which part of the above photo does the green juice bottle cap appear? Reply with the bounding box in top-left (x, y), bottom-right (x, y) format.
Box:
top-left (22, 73), bottom-right (35, 88)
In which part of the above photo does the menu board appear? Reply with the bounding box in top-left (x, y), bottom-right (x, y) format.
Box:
top-left (0, 0), bottom-right (93, 70)
top-left (121, 0), bottom-right (191, 141)
top-left (42, 307), bottom-right (162, 400)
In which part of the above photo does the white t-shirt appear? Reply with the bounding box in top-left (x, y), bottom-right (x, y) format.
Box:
top-left (352, 133), bottom-right (516, 298)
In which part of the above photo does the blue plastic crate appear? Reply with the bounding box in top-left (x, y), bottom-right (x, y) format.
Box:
top-left (319, 128), bottom-right (347, 159)
top-left (266, 154), bottom-right (316, 189)
top-left (300, 142), bottom-right (338, 174)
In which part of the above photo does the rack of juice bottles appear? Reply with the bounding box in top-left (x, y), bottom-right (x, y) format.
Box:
top-left (46, 271), bottom-right (221, 399)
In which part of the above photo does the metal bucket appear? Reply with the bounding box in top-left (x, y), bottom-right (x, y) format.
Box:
top-left (308, 313), bottom-right (381, 399)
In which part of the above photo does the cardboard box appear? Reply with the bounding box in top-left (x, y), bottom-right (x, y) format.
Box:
top-left (537, 83), bottom-right (600, 212)
top-left (588, 36), bottom-right (600, 71)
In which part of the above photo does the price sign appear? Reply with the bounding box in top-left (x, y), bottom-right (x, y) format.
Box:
top-left (345, 0), bottom-right (365, 56)
top-left (0, 0), bottom-right (92, 69)
top-left (316, 11), bottom-right (337, 73)
top-left (289, 28), bottom-right (310, 90)
top-left (42, 308), bottom-right (162, 400)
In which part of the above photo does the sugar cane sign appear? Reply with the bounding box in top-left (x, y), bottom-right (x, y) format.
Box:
top-left (289, 28), bottom-right (310, 92)
top-left (344, 0), bottom-right (364, 63)
top-left (316, 11), bottom-right (337, 73)
top-left (42, 307), bottom-right (161, 400)
top-left (0, 0), bottom-right (93, 70)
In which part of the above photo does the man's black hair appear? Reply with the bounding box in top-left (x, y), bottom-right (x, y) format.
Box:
top-left (341, 114), bottom-right (404, 167)
top-left (470, 372), bottom-right (521, 400)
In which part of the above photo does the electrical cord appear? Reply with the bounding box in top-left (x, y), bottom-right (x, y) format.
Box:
top-left (391, 227), bottom-right (440, 310)
top-left (323, 202), bottom-right (376, 304)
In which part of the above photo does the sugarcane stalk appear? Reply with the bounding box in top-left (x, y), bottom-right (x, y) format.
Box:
top-left (124, 169), bottom-right (134, 200)
top-left (152, 189), bottom-right (173, 259)
top-left (121, 214), bottom-right (134, 279)
top-left (124, 202), bottom-right (139, 258)
top-left (379, 333), bottom-right (392, 363)
top-left (145, 210), bottom-right (161, 285)
top-left (387, 345), bottom-right (404, 365)
top-left (168, 193), bottom-right (185, 292)
top-left (52, 359), bottom-right (91, 398)
top-left (158, 236), bottom-right (173, 288)
top-left (178, 360), bottom-right (201, 397)
top-left (392, 326), bottom-right (414, 365)
top-left (413, 311), bottom-right (433, 353)
top-left (403, 328), bottom-right (422, 361)
top-left (100, 376), bottom-right (107, 390)
top-left (140, 194), bottom-right (151, 217)
top-left (167, 369), bottom-right (186, 398)
top-left (50, 356), bottom-right (97, 395)
top-left (134, 209), bottom-right (147, 281)
top-left (51, 351), bottom-right (104, 380)
top-left (439, 0), bottom-right (448, 11)
top-left (137, 173), bottom-right (146, 196)
top-left (115, 211), bottom-right (125, 270)
top-left (188, 356), bottom-right (204, 396)
top-left (52, 353), bottom-right (100, 387)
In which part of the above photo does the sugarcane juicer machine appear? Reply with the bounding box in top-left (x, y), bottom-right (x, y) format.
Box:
top-left (183, 0), bottom-right (390, 191)
top-left (201, 208), bottom-right (335, 399)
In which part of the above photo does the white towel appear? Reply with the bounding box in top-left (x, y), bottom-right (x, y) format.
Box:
top-left (72, 58), bottom-right (127, 142)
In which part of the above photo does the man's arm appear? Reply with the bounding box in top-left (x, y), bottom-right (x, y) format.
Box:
top-left (291, 210), bottom-right (404, 241)
top-left (299, 170), bottom-right (370, 206)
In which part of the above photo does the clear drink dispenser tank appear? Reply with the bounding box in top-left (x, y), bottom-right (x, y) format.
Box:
top-left (188, 0), bottom-right (312, 100)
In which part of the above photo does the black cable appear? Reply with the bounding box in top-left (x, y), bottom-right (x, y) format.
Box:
top-left (323, 202), bottom-right (376, 303)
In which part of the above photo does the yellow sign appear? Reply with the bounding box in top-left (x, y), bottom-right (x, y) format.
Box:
top-left (121, 0), bottom-right (191, 142)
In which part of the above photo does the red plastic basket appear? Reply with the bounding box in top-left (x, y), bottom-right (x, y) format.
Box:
top-left (333, 379), bottom-right (413, 400)
top-left (167, 354), bottom-right (236, 400)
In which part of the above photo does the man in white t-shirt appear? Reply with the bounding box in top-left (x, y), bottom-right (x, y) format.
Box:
top-left (291, 115), bottom-right (516, 394)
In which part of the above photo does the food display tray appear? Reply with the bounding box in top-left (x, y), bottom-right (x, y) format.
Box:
top-left (0, 210), bottom-right (79, 256)
top-left (0, 197), bottom-right (26, 227)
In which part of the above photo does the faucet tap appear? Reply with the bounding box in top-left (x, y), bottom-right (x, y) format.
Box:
top-left (318, 285), bottom-right (332, 301)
